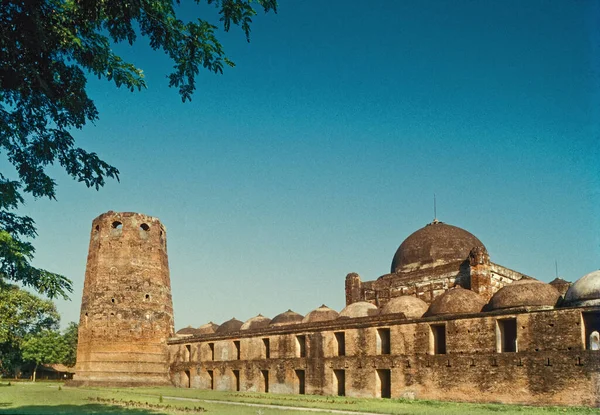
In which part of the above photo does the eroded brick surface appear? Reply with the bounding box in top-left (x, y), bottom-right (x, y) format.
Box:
top-left (72, 211), bottom-right (174, 386)
top-left (168, 307), bottom-right (600, 406)
top-left (70, 213), bottom-right (599, 406)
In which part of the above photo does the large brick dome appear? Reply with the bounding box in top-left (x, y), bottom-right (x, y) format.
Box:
top-left (391, 221), bottom-right (485, 273)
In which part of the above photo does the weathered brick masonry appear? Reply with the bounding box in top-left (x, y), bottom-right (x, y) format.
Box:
top-left (168, 306), bottom-right (600, 406)
top-left (71, 212), bottom-right (174, 386)
top-left (72, 212), bottom-right (599, 405)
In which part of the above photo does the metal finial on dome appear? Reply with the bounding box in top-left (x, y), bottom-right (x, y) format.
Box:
top-left (429, 194), bottom-right (441, 225)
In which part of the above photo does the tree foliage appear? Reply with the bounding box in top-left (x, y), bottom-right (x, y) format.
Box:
top-left (0, 283), bottom-right (60, 375)
top-left (0, 0), bottom-right (277, 299)
top-left (21, 330), bottom-right (69, 381)
top-left (0, 283), bottom-right (59, 345)
top-left (61, 321), bottom-right (78, 367)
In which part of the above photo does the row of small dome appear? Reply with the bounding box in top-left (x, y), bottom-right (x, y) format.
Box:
top-left (176, 270), bottom-right (600, 336)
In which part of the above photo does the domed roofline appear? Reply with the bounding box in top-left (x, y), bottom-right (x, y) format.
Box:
top-left (216, 318), bottom-right (243, 334)
top-left (381, 296), bottom-right (429, 319)
top-left (270, 310), bottom-right (304, 326)
top-left (488, 279), bottom-right (560, 311)
top-left (196, 322), bottom-right (219, 335)
top-left (563, 270), bottom-right (600, 307)
top-left (425, 287), bottom-right (486, 317)
top-left (302, 305), bottom-right (339, 324)
top-left (339, 301), bottom-right (379, 318)
top-left (391, 221), bottom-right (485, 273)
top-left (241, 314), bottom-right (271, 331)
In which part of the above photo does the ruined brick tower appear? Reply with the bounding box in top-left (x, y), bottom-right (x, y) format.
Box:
top-left (72, 211), bottom-right (174, 386)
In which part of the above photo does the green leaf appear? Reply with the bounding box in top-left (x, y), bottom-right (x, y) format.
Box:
top-left (0, 0), bottom-right (277, 298)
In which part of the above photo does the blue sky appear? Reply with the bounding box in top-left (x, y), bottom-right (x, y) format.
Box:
top-left (15, 0), bottom-right (600, 329)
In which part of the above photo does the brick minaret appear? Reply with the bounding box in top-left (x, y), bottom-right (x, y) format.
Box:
top-left (72, 211), bottom-right (174, 386)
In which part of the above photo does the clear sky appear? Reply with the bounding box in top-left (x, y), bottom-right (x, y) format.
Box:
top-left (14, 0), bottom-right (600, 330)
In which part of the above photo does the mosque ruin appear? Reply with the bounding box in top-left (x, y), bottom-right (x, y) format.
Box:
top-left (72, 211), bottom-right (600, 406)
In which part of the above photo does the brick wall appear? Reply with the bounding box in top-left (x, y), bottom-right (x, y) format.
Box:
top-left (168, 306), bottom-right (600, 407)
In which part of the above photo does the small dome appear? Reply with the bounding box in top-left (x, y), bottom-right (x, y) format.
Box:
top-left (175, 325), bottom-right (197, 336)
top-left (270, 310), bottom-right (304, 326)
top-left (339, 301), bottom-right (379, 318)
top-left (425, 287), bottom-right (486, 316)
top-left (241, 314), bottom-right (271, 330)
top-left (564, 270), bottom-right (600, 306)
top-left (302, 305), bottom-right (339, 323)
top-left (489, 279), bottom-right (560, 310)
top-left (381, 296), bottom-right (429, 319)
top-left (215, 318), bottom-right (243, 334)
top-left (549, 277), bottom-right (571, 297)
top-left (391, 221), bottom-right (485, 273)
top-left (196, 322), bottom-right (219, 335)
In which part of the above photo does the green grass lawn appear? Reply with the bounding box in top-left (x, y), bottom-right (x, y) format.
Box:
top-left (0, 382), bottom-right (597, 415)
top-left (0, 382), bottom-right (303, 415)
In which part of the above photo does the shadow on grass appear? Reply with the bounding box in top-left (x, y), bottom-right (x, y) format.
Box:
top-left (0, 404), bottom-right (166, 414)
